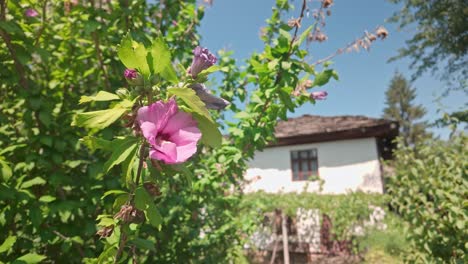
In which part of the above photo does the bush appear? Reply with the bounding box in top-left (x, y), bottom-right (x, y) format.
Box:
top-left (387, 135), bottom-right (467, 263)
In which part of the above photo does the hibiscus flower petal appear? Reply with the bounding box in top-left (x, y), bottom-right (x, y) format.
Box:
top-left (140, 122), bottom-right (158, 146)
top-left (175, 142), bottom-right (199, 163)
top-left (169, 126), bottom-right (201, 146)
top-left (162, 111), bottom-right (198, 136)
top-left (153, 140), bottom-right (178, 164)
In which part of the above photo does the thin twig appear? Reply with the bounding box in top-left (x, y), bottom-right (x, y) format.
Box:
top-left (311, 32), bottom-right (370, 66)
top-left (92, 32), bottom-right (111, 90)
top-left (0, 0), bottom-right (29, 89)
top-left (34, 0), bottom-right (48, 47)
top-left (52, 230), bottom-right (85, 258)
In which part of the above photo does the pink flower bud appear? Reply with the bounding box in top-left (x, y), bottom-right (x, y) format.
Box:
top-left (124, 69), bottom-right (138, 79)
top-left (310, 91), bottom-right (328, 100)
top-left (188, 46), bottom-right (217, 78)
top-left (25, 9), bottom-right (39, 18)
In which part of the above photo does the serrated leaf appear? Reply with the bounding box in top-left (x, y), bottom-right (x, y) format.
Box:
top-left (167, 87), bottom-right (212, 122)
top-left (72, 101), bottom-right (132, 130)
top-left (192, 113), bottom-right (222, 148)
top-left (103, 137), bottom-right (139, 173)
top-left (21, 177), bottom-right (46, 189)
top-left (0, 235), bottom-right (16, 253)
top-left (79, 91), bottom-right (120, 104)
top-left (13, 253), bottom-right (46, 264)
top-left (149, 38), bottom-right (178, 82)
top-left (117, 34), bottom-right (150, 77)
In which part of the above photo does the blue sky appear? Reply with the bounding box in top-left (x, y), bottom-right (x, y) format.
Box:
top-left (198, 0), bottom-right (466, 138)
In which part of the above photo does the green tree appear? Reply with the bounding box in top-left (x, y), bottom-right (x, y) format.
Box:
top-left (387, 135), bottom-right (467, 263)
top-left (387, 0), bottom-right (467, 92)
top-left (383, 72), bottom-right (429, 146)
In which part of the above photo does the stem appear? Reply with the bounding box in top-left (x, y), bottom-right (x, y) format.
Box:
top-left (114, 230), bottom-right (127, 264)
top-left (135, 142), bottom-right (146, 186)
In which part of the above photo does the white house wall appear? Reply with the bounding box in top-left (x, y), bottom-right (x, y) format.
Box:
top-left (244, 137), bottom-right (384, 194)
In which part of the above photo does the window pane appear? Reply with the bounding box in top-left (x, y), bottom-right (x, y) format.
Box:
top-left (301, 160), bottom-right (309, 178)
top-left (291, 151), bottom-right (298, 159)
top-left (311, 149), bottom-right (317, 158)
top-left (292, 162), bottom-right (299, 180)
top-left (311, 160), bottom-right (318, 174)
top-left (300, 151), bottom-right (308, 159)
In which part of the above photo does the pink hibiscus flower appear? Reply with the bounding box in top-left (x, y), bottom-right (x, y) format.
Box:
top-left (137, 99), bottom-right (201, 164)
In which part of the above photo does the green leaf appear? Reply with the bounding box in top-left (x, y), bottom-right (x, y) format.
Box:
top-left (167, 87), bottom-right (212, 122)
top-left (134, 187), bottom-right (152, 211)
top-left (102, 137), bottom-right (139, 173)
top-left (79, 91), bottom-right (120, 104)
top-left (192, 113), bottom-right (222, 148)
top-left (21, 177), bottom-right (46, 189)
top-left (0, 159), bottom-right (12, 182)
top-left (0, 235), bottom-right (16, 253)
top-left (148, 37), bottom-right (178, 82)
top-left (129, 238), bottom-right (156, 252)
top-left (198, 65), bottom-right (229, 77)
top-left (39, 195), bottom-right (56, 203)
top-left (313, 69), bottom-right (338, 87)
top-left (295, 25), bottom-right (313, 47)
top-left (101, 190), bottom-right (128, 200)
top-left (80, 136), bottom-right (113, 152)
top-left (117, 34), bottom-right (150, 77)
top-left (146, 203), bottom-right (162, 228)
top-left (72, 101), bottom-right (131, 130)
top-left (13, 253), bottom-right (46, 264)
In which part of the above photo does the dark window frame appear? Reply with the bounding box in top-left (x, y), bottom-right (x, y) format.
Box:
top-left (290, 149), bottom-right (319, 181)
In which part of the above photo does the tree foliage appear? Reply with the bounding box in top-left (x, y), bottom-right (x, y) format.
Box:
top-left (0, 0), bottom-right (345, 262)
top-left (387, 135), bottom-right (467, 263)
top-left (383, 71), bottom-right (429, 146)
top-left (387, 0), bottom-right (468, 91)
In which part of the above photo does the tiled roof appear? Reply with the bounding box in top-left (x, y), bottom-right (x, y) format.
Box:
top-left (275, 114), bottom-right (397, 139)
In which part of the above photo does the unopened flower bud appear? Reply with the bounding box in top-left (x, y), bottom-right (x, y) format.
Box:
top-left (25, 9), bottom-right (39, 18)
top-left (376, 26), bottom-right (388, 40)
top-left (310, 91), bottom-right (328, 100)
top-left (124, 69), bottom-right (144, 86)
top-left (124, 69), bottom-right (138, 79)
top-left (188, 46), bottom-right (217, 78)
top-left (322, 0), bottom-right (333, 8)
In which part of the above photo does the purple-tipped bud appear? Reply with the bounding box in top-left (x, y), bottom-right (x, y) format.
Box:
top-left (25, 9), bottom-right (39, 18)
top-left (188, 46), bottom-right (217, 78)
top-left (310, 91), bottom-right (328, 100)
top-left (124, 69), bottom-right (138, 79)
top-left (190, 83), bottom-right (230, 110)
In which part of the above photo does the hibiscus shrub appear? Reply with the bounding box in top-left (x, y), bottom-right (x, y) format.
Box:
top-left (0, 0), bottom-right (386, 262)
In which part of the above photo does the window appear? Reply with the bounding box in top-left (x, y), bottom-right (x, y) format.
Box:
top-left (290, 149), bottom-right (319, 181)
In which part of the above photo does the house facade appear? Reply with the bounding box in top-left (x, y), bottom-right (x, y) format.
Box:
top-left (244, 115), bottom-right (398, 194)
